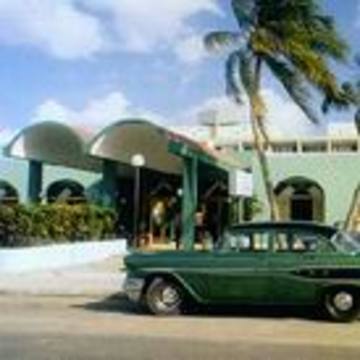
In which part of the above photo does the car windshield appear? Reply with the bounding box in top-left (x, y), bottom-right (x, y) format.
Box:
top-left (330, 231), bottom-right (360, 254)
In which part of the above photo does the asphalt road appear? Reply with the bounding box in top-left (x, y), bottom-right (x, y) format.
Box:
top-left (0, 294), bottom-right (359, 360)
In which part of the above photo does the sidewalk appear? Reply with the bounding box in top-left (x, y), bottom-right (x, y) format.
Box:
top-left (0, 255), bottom-right (126, 296)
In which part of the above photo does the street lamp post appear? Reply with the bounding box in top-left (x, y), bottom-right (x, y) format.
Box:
top-left (131, 154), bottom-right (145, 248)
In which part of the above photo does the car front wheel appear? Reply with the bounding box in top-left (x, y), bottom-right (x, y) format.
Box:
top-left (324, 288), bottom-right (360, 322)
top-left (145, 278), bottom-right (184, 316)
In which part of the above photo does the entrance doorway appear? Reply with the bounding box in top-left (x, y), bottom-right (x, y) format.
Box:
top-left (275, 177), bottom-right (325, 222)
top-left (290, 191), bottom-right (314, 221)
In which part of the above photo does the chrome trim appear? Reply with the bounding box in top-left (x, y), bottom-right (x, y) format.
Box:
top-left (333, 291), bottom-right (354, 312)
top-left (124, 276), bottom-right (145, 303)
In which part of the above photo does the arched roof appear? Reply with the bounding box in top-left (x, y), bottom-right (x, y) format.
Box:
top-left (4, 121), bottom-right (102, 172)
top-left (89, 119), bottom-right (185, 174)
top-left (4, 119), bottom-right (238, 177)
top-left (89, 119), bottom-right (238, 176)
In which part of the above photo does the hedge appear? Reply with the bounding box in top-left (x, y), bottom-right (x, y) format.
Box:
top-left (0, 203), bottom-right (117, 247)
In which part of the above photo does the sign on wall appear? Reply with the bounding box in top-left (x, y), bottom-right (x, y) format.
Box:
top-left (229, 170), bottom-right (253, 197)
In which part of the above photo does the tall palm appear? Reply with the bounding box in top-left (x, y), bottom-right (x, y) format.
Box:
top-left (333, 57), bottom-right (360, 231)
top-left (204, 0), bottom-right (349, 220)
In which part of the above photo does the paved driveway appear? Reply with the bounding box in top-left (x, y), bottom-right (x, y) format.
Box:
top-left (0, 255), bottom-right (125, 296)
top-left (0, 294), bottom-right (359, 360)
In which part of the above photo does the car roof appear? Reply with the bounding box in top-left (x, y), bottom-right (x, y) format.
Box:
top-left (229, 221), bottom-right (338, 237)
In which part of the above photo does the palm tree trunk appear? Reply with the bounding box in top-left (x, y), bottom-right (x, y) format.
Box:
top-left (343, 182), bottom-right (360, 231)
top-left (249, 103), bottom-right (280, 221)
top-left (249, 58), bottom-right (280, 221)
top-left (256, 116), bottom-right (271, 150)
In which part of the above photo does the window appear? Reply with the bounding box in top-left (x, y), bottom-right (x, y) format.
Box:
top-left (302, 142), bottom-right (327, 153)
top-left (273, 233), bottom-right (290, 252)
top-left (331, 140), bottom-right (358, 153)
top-left (271, 142), bottom-right (297, 153)
top-left (252, 232), bottom-right (271, 251)
top-left (221, 230), bottom-right (271, 252)
top-left (273, 232), bottom-right (326, 253)
top-left (221, 229), bottom-right (333, 254)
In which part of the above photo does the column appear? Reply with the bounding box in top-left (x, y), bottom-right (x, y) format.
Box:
top-left (28, 160), bottom-right (43, 203)
top-left (102, 159), bottom-right (118, 208)
top-left (181, 157), bottom-right (198, 250)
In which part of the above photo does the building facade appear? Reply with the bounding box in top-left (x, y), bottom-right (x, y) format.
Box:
top-left (1, 118), bottom-right (360, 249)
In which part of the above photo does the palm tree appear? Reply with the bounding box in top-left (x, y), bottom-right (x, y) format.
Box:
top-left (333, 57), bottom-right (360, 231)
top-left (204, 0), bottom-right (349, 220)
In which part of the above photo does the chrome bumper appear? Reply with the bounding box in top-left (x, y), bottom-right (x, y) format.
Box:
top-left (124, 276), bottom-right (145, 303)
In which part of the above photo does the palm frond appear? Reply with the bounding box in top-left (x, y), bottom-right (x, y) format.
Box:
top-left (278, 21), bottom-right (347, 61)
top-left (253, 0), bottom-right (347, 61)
top-left (355, 109), bottom-right (360, 134)
top-left (231, 0), bottom-right (256, 29)
top-left (250, 28), bottom-right (281, 56)
top-left (225, 51), bottom-right (243, 103)
top-left (283, 41), bottom-right (342, 100)
top-left (265, 56), bottom-right (320, 123)
top-left (204, 31), bottom-right (243, 53)
top-left (310, 15), bottom-right (348, 60)
top-left (322, 82), bottom-right (358, 114)
top-left (238, 50), bottom-right (256, 96)
top-left (225, 49), bottom-right (257, 104)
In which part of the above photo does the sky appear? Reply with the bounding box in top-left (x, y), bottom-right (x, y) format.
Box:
top-left (0, 0), bottom-right (359, 145)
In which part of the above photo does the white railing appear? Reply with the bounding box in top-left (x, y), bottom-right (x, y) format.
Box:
top-left (215, 137), bottom-right (360, 155)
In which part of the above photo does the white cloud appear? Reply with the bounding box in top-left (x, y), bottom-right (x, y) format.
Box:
top-left (32, 91), bottom-right (167, 129)
top-left (30, 81), bottom-right (326, 139)
top-left (261, 89), bottom-right (325, 137)
top-left (0, 0), bottom-right (106, 59)
top-left (180, 89), bottom-right (325, 137)
top-left (182, 96), bottom-right (247, 125)
top-left (81, 0), bottom-right (220, 53)
top-left (174, 35), bottom-right (208, 64)
top-left (0, 0), bottom-right (221, 60)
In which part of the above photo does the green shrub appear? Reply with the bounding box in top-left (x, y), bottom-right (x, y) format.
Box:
top-left (0, 203), bottom-right (117, 248)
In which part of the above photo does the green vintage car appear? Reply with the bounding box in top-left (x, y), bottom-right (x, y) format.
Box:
top-left (124, 222), bottom-right (360, 322)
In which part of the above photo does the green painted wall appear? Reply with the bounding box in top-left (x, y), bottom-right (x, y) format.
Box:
top-left (2, 145), bottom-right (360, 227)
top-left (0, 151), bottom-right (101, 203)
top-left (42, 165), bottom-right (101, 194)
top-left (240, 151), bottom-right (360, 225)
top-left (0, 155), bottom-right (28, 201)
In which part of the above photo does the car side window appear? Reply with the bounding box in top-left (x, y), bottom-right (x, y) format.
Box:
top-left (226, 233), bottom-right (251, 251)
top-left (252, 232), bottom-right (271, 252)
top-left (222, 228), bottom-right (335, 254)
top-left (272, 232), bottom-right (322, 253)
top-left (273, 233), bottom-right (291, 252)
top-left (287, 232), bottom-right (332, 253)
top-left (222, 231), bottom-right (271, 252)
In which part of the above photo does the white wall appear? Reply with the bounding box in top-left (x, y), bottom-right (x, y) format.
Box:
top-left (0, 240), bottom-right (127, 273)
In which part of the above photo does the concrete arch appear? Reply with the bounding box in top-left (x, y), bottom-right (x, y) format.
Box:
top-left (0, 180), bottom-right (19, 203)
top-left (89, 119), bottom-right (183, 175)
top-left (4, 121), bottom-right (101, 171)
top-left (275, 177), bottom-right (325, 222)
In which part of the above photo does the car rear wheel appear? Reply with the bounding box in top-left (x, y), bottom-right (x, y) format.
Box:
top-left (145, 278), bottom-right (184, 316)
top-left (324, 288), bottom-right (360, 322)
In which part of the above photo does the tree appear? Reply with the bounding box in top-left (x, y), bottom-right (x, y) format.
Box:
top-left (331, 57), bottom-right (360, 231)
top-left (204, 0), bottom-right (349, 220)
